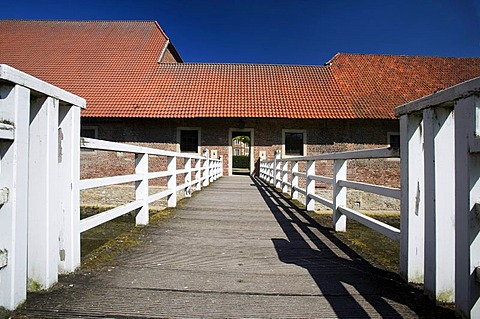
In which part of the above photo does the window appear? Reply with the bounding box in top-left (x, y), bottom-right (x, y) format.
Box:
top-left (81, 126), bottom-right (97, 139)
top-left (179, 129), bottom-right (199, 153)
top-left (283, 130), bottom-right (306, 156)
top-left (388, 132), bottom-right (400, 149)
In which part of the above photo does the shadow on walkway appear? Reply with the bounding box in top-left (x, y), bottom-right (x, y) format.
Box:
top-left (251, 176), bottom-right (454, 318)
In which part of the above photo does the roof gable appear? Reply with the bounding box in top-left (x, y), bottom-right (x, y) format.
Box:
top-left (0, 19), bottom-right (182, 116)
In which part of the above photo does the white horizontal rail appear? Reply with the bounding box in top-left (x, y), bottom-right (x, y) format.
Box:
top-left (81, 137), bottom-right (204, 159)
top-left (338, 206), bottom-right (400, 241)
top-left (148, 171), bottom-right (173, 179)
top-left (293, 185), bottom-right (306, 195)
top-left (0, 64), bottom-right (86, 108)
top-left (311, 175), bottom-right (333, 184)
top-left (293, 172), bottom-right (306, 178)
top-left (147, 189), bottom-right (174, 204)
top-left (279, 147), bottom-right (399, 161)
top-left (79, 174), bottom-right (142, 190)
top-left (308, 193), bottom-right (334, 209)
top-left (80, 200), bottom-right (143, 232)
top-left (0, 123), bottom-right (15, 140)
top-left (338, 180), bottom-right (401, 200)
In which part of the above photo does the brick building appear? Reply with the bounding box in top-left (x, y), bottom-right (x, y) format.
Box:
top-left (1, 20), bottom-right (480, 186)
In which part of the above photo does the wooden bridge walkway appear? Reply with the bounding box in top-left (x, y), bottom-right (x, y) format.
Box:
top-left (13, 176), bottom-right (452, 318)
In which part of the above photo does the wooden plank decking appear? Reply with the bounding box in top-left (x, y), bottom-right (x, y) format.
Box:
top-left (12, 176), bottom-right (453, 318)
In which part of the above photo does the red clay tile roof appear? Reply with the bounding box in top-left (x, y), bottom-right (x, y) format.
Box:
top-left (1, 20), bottom-right (480, 119)
top-left (124, 63), bottom-right (352, 118)
top-left (328, 53), bottom-right (480, 119)
top-left (0, 19), bottom-right (180, 117)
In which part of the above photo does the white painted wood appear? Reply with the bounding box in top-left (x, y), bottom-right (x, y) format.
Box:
top-left (203, 150), bottom-right (210, 187)
top-left (454, 96), bottom-right (480, 318)
top-left (275, 151), bottom-right (281, 188)
top-left (148, 171), bottom-right (173, 180)
top-left (195, 158), bottom-right (202, 191)
top-left (308, 193), bottom-right (334, 210)
top-left (291, 161), bottom-right (299, 200)
top-left (292, 172), bottom-right (307, 179)
top-left (80, 174), bottom-right (143, 190)
top-left (338, 180), bottom-right (400, 199)
top-left (167, 156), bottom-right (177, 207)
top-left (0, 123), bottom-right (15, 140)
top-left (306, 160), bottom-right (315, 211)
top-left (147, 189), bottom-right (174, 204)
top-left (80, 200), bottom-right (143, 233)
top-left (281, 161), bottom-right (289, 193)
top-left (399, 114), bottom-right (425, 284)
top-left (135, 153), bottom-right (149, 226)
top-left (57, 104), bottom-right (81, 274)
top-left (184, 157), bottom-right (192, 197)
top-left (333, 159), bottom-right (347, 232)
top-left (395, 76), bottom-right (480, 117)
top-left (311, 175), bottom-right (333, 184)
top-left (338, 206), bottom-right (401, 241)
top-left (81, 137), bottom-right (203, 159)
top-left (285, 147), bottom-right (399, 161)
top-left (28, 96), bottom-right (59, 290)
top-left (0, 84), bottom-right (30, 310)
top-left (293, 185), bottom-right (306, 196)
top-left (423, 107), bottom-right (455, 302)
top-left (0, 64), bottom-right (86, 108)
top-left (209, 160), bottom-right (215, 183)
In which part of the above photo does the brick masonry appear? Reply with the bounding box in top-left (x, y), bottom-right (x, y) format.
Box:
top-left (81, 117), bottom-right (400, 210)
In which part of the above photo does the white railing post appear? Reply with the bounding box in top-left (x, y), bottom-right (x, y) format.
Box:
top-left (306, 160), bottom-right (315, 211)
top-left (195, 158), bottom-right (202, 191)
top-left (184, 157), bottom-right (192, 197)
top-left (28, 96), bottom-right (60, 290)
top-left (57, 104), bottom-right (81, 274)
top-left (274, 150), bottom-right (281, 189)
top-left (0, 84), bottom-right (30, 310)
top-left (167, 155), bottom-right (177, 207)
top-left (135, 153), bottom-right (149, 225)
top-left (454, 96), bottom-right (480, 318)
top-left (399, 114), bottom-right (425, 284)
top-left (423, 106), bottom-right (455, 302)
top-left (291, 160), bottom-right (299, 200)
top-left (333, 159), bottom-right (347, 232)
top-left (209, 160), bottom-right (214, 183)
top-left (219, 156), bottom-right (224, 177)
top-left (260, 161), bottom-right (265, 180)
top-left (282, 161), bottom-right (289, 193)
top-left (203, 149), bottom-right (210, 187)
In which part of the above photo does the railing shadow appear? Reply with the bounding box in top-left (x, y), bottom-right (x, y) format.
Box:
top-left (251, 176), bottom-right (454, 318)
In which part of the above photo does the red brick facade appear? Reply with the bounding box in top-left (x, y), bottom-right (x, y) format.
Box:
top-left (81, 117), bottom-right (400, 187)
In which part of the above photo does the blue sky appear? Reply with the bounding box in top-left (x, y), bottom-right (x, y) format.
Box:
top-left (1, 0), bottom-right (480, 65)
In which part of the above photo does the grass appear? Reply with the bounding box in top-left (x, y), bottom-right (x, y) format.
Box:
top-left (81, 207), bottom-right (175, 270)
top-left (308, 212), bottom-right (400, 273)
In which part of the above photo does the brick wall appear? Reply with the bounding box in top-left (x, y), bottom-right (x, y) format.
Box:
top-left (81, 117), bottom-right (400, 187)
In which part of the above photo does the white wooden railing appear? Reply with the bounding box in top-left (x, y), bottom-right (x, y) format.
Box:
top-left (396, 76), bottom-right (480, 318)
top-left (79, 138), bottom-right (223, 233)
top-left (0, 64), bottom-right (223, 311)
top-left (0, 65), bottom-right (85, 310)
top-left (261, 76), bottom-right (480, 318)
top-left (259, 147), bottom-right (401, 241)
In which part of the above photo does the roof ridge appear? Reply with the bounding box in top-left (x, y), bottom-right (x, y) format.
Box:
top-left (333, 52), bottom-right (480, 60)
top-left (158, 62), bottom-right (328, 67)
top-left (0, 19), bottom-right (157, 23)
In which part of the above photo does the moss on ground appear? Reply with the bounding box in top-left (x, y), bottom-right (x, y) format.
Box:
top-left (307, 212), bottom-right (400, 273)
top-left (81, 207), bottom-right (175, 270)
